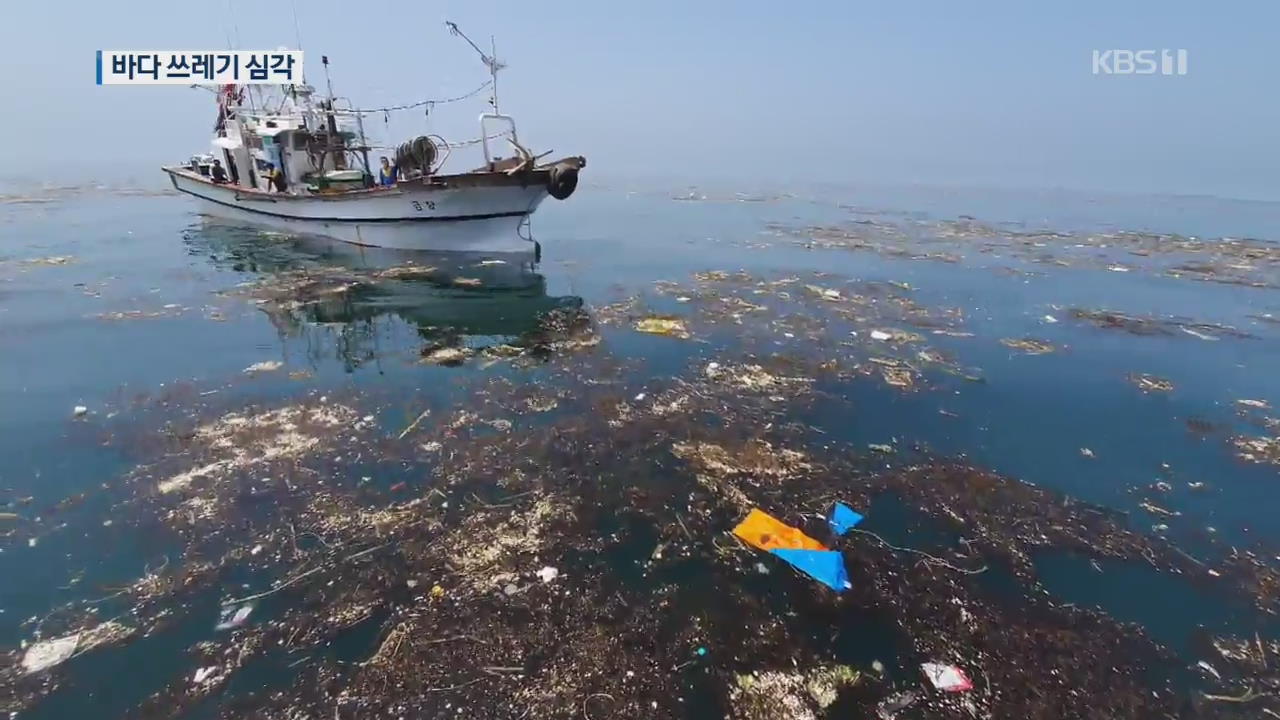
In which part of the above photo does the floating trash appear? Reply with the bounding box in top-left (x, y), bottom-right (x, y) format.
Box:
top-left (1000, 338), bottom-right (1056, 354)
top-left (20, 635), bottom-right (79, 674)
top-left (1069, 308), bottom-right (1253, 340)
top-left (876, 690), bottom-right (918, 719)
top-left (243, 360), bottom-right (284, 375)
top-left (8, 227), bottom-right (1277, 720)
top-left (880, 366), bottom-right (915, 389)
top-left (732, 509), bottom-right (826, 552)
top-left (771, 548), bottom-right (851, 592)
top-left (869, 328), bottom-right (923, 344)
top-left (21, 255), bottom-right (75, 266)
top-left (1180, 327), bottom-right (1219, 341)
top-left (804, 284), bottom-right (843, 301)
top-left (920, 662), bottom-right (973, 692)
top-left (215, 603), bottom-right (254, 631)
top-left (18, 621), bottom-right (135, 675)
top-left (1230, 434), bottom-right (1280, 466)
top-left (421, 346), bottom-right (473, 366)
top-left (732, 510), bottom-right (849, 592)
top-left (828, 503), bottom-right (865, 535)
top-left (634, 316), bottom-right (691, 339)
top-left (730, 664), bottom-right (859, 716)
top-left (1128, 373), bottom-right (1174, 393)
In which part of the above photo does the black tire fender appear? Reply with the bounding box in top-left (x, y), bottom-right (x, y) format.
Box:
top-left (547, 164), bottom-right (579, 200)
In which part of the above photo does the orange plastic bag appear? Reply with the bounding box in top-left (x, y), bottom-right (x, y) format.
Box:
top-left (732, 509), bottom-right (826, 552)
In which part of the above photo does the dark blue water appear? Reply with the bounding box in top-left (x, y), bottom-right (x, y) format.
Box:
top-left (2, 181), bottom-right (1279, 714)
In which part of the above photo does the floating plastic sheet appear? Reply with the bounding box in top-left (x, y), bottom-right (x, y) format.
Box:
top-left (732, 509), bottom-right (851, 592)
top-left (732, 508), bottom-right (826, 552)
top-left (771, 548), bottom-right (851, 592)
top-left (921, 662), bottom-right (973, 692)
top-left (828, 503), bottom-right (865, 535)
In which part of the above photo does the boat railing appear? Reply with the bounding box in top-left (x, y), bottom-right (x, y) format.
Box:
top-left (479, 114), bottom-right (518, 166)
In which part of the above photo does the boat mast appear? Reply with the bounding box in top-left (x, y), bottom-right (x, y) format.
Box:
top-left (320, 55), bottom-right (339, 170)
top-left (446, 21), bottom-right (505, 113)
top-left (490, 35), bottom-right (500, 113)
top-left (320, 55), bottom-right (372, 177)
top-left (354, 112), bottom-right (372, 177)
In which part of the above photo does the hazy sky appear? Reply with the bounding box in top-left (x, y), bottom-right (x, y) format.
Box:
top-left (1, 1), bottom-right (1276, 198)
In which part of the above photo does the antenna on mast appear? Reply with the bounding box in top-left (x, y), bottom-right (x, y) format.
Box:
top-left (226, 0), bottom-right (242, 49)
top-left (289, 0), bottom-right (304, 52)
top-left (321, 55), bottom-right (335, 103)
top-left (445, 21), bottom-right (505, 112)
top-left (490, 35), bottom-right (500, 114)
top-left (320, 55), bottom-right (339, 170)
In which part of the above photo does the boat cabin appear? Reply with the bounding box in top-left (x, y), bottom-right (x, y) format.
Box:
top-left (213, 85), bottom-right (374, 195)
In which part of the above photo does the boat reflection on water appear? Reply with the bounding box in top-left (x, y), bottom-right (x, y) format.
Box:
top-left (184, 220), bottom-right (587, 371)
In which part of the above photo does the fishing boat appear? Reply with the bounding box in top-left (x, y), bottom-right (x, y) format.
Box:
top-left (163, 24), bottom-right (585, 253)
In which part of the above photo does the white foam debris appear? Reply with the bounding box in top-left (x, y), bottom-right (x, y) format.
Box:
top-left (21, 635), bottom-right (79, 674)
top-left (156, 404), bottom-right (357, 495)
top-left (243, 360), bottom-right (284, 374)
top-left (158, 460), bottom-right (230, 494)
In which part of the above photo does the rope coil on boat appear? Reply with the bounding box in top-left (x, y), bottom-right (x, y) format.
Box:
top-left (368, 132), bottom-right (508, 152)
top-left (394, 136), bottom-right (440, 176)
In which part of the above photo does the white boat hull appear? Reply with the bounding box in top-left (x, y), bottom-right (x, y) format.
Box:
top-left (166, 169), bottom-right (547, 253)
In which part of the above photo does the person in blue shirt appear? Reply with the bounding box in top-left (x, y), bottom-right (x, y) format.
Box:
top-left (378, 156), bottom-right (398, 186)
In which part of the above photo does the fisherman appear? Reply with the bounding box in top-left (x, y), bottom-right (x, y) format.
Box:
top-left (266, 162), bottom-right (287, 192)
top-left (210, 159), bottom-right (230, 184)
top-left (378, 156), bottom-right (398, 186)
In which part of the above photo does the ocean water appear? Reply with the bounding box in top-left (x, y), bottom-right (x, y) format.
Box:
top-left (1, 180), bottom-right (1279, 716)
